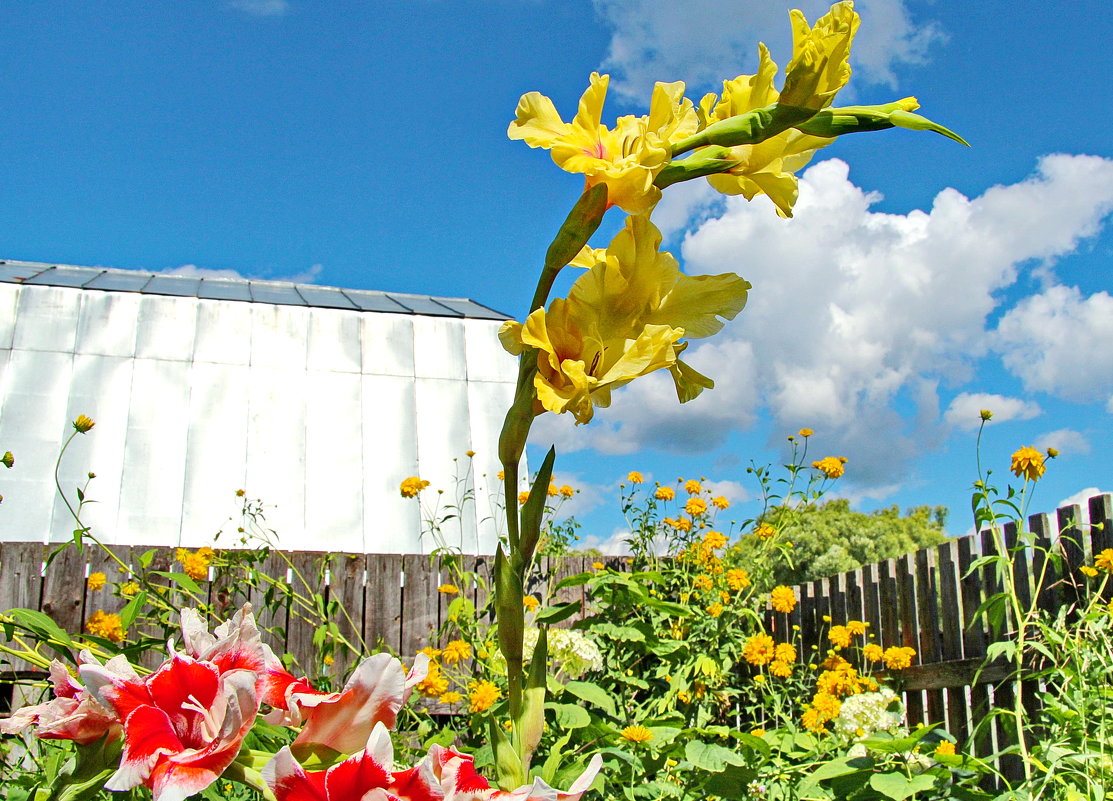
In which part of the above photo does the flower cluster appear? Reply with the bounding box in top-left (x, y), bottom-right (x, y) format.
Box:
top-left (399, 476), bottom-right (430, 498)
top-left (832, 688), bottom-right (906, 740)
top-left (175, 546), bottom-right (216, 581)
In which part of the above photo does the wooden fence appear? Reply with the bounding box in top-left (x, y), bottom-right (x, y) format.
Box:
top-left (765, 492), bottom-right (1113, 785)
top-left (3, 491), bottom-right (1112, 778)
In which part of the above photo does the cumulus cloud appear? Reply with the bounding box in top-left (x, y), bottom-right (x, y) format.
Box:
top-left (1033, 429), bottom-right (1090, 457)
top-left (547, 154), bottom-right (1113, 494)
top-left (229, 0), bottom-right (290, 16)
top-left (944, 393), bottom-right (1041, 431)
top-left (1056, 487), bottom-right (1107, 512)
top-left (995, 285), bottom-right (1113, 402)
top-left (592, 0), bottom-right (944, 102)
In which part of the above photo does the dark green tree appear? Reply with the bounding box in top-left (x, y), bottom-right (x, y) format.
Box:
top-left (736, 500), bottom-right (948, 589)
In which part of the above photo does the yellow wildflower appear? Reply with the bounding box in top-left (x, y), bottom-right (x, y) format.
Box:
top-left (1096, 549), bottom-right (1113, 573)
top-left (862, 643), bottom-right (884, 662)
top-left (812, 456), bottom-right (847, 479)
top-left (685, 497), bottom-right (708, 517)
top-left (726, 569), bottom-right (751, 591)
top-left (883, 646), bottom-right (917, 670)
top-left (774, 643), bottom-right (796, 663)
top-left (592, 561), bottom-right (605, 570)
top-left (437, 584), bottom-right (460, 595)
top-left (1, 451), bottom-right (12, 468)
top-left (673, 517), bottom-right (692, 533)
top-left (497, 470), bottom-right (505, 480)
top-left (399, 476), bottom-right (430, 498)
top-left (798, 428), bottom-right (814, 437)
top-left (828, 625), bottom-right (852, 649)
top-left (419, 646), bottom-right (442, 659)
top-left (769, 660), bottom-right (793, 678)
top-left (846, 620), bottom-right (867, 636)
top-left (559, 484), bottom-right (575, 498)
top-left (85, 610), bottom-right (124, 643)
top-left (323, 655), bottom-right (335, 666)
top-left (442, 640), bottom-right (473, 665)
top-left (468, 680), bottom-right (501, 713)
top-left (547, 482), bottom-right (560, 497)
top-left (753, 523), bottom-right (776, 541)
top-left (518, 491), bottom-right (530, 505)
top-left (684, 479), bottom-right (703, 495)
top-left (86, 572), bottom-right (107, 592)
top-left (1080, 565), bottom-right (1099, 578)
top-left (1010, 446), bottom-right (1045, 481)
top-left (711, 496), bottom-right (730, 510)
top-left (703, 530), bottom-right (728, 550)
top-left (750, 729), bottom-right (765, 738)
top-left (802, 692), bottom-right (842, 733)
top-left (73, 415), bottom-right (95, 433)
top-left (770, 586), bottom-right (797, 614)
top-left (693, 574), bottom-right (713, 592)
top-left (706, 602), bottom-right (724, 617)
top-left (655, 486), bottom-right (676, 501)
top-left (935, 741), bottom-right (957, 757)
top-left (418, 662), bottom-right (450, 698)
top-left (743, 633), bottom-right (775, 666)
top-left (627, 471), bottom-right (644, 484)
top-left (621, 725), bottom-right (654, 744)
top-left (176, 547), bottom-right (214, 582)
top-left (497, 215), bottom-right (749, 425)
top-left (523, 596), bottom-right (540, 612)
top-left (119, 581), bottom-right (140, 597)
top-left (439, 691), bottom-right (462, 704)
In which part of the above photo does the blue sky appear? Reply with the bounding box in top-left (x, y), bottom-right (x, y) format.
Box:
top-left (3, 0), bottom-right (1112, 549)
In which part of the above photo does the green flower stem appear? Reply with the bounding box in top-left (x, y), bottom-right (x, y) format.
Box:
top-left (493, 184), bottom-right (608, 785)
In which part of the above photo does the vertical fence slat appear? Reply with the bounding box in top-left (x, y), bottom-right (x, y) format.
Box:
top-left (861, 563), bottom-right (881, 656)
top-left (0, 542), bottom-right (45, 673)
top-left (365, 554), bottom-right (402, 654)
top-left (915, 548), bottom-right (945, 725)
top-left (1058, 505), bottom-right (1086, 619)
top-left (285, 550), bottom-right (326, 676)
top-left (325, 552), bottom-right (367, 681)
top-left (1029, 513), bottom-right (1059, 616)
top-left (400, 554), bottom-right (437, 657)
top-left (877, 559), bottom-right (900, 651)
top-left (1090, 495), bottom-right (1113, 603)
top-left (249, 549), bottom-right (293, 659)
top-left (896, 554), bottom-right (924, 726)
top-left (39, 544), bottom-right (84, 636)
top-left (936, 540), bottom-right (968, 743)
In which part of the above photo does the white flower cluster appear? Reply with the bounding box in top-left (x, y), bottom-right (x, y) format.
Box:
top-left (522, 628), bottom-right (604, 678)
top-left (833, 688), bottom-right (906, 740)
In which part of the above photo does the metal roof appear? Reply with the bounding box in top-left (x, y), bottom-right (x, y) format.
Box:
top-left (0, 259), bottom-right (510, 320)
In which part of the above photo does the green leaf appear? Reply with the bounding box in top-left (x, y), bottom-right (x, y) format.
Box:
top-left (548, 703), bottom-right (591, 729)
top-left (137, 549), bottom-right (157, 569)
top-left (591, 622), bottom-right (645, 642)
top-left (518, 448), bottom-right (556, 566)
top-left (554, 572), bottom-right (592, 591)
top-left (869, 772), bottom-right (938, 800)
top-left (49, 734), bottom-right (122, 801)
top-left (702, 765), bottom-right (759, 800)
top-left (150, 570), bottom-right (202, 594)
top-left (535, 601), bottom-right (581, 625)
top-left (563, 681), bottom-right (618, 718)
top-left (119, 591), bottom-right (147, 631)
top-left (7, 608), bottom-right (77, 650)
top-left (683, 740), bottom-right (745, 772)
top-left (643, 598), bottom-right (692, 617)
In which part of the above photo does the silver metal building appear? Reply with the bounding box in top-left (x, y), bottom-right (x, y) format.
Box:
top-left (0, 260), bottom-right (518, 554)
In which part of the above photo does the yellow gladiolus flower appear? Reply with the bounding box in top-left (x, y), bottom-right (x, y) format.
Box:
top-left (695, 3), bottom-right (863, 217)
top-left (508, 73), bottom-right (699, 213)
top-left (499, 215), bottom-right (749, 424)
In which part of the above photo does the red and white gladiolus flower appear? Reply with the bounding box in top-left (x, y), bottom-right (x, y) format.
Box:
top-left (0, 650), bottom-right (131, 744)
top-left (264, 721), bottom-right (603, 801)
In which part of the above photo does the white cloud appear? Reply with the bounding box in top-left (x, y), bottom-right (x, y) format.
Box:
top-left (943, 393), bottom-right (1041, 431)
top-left (995, 285), bottom-right (1113, 402)
top-left (229, 0), bottom-right (289, 17)
top-left (159, 262), bottom-right (324, 284)
top-left (1056, 487), bottom-right (1107, 513)
top-left (1034, 429), bottom-right (1090, 457)
top-left (555, 154), bottom-right (1113, 491)
top-left (578, 526), bottom-right (634, 555)
top-left (591, 0), bottom-right (944, 102)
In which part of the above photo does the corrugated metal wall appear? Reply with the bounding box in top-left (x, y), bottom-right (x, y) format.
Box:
top-left (0, 281), bottom-right (518, 554)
